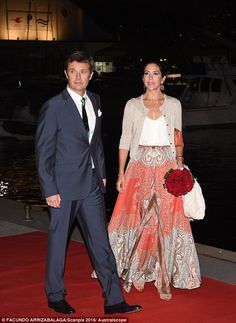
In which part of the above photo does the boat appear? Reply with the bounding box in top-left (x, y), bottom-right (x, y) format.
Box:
top-left (0, 118), bottom-right (36, 140)
top-left (0, 80), bottom-right (37, 140)
top-left (166, 58), bottom-right (236, 128)
top-left (0, 98), bottom-right (36, 140)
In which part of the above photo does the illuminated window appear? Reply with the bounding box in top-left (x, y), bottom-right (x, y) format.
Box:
top-left (95, 61), bottom-right (114, 74)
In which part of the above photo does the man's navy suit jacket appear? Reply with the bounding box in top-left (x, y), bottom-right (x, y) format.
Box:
top-left (35, 88), bottom-right (106, 200)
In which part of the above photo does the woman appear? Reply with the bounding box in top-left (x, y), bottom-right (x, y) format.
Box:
top-left (108, 59), bottom-right (201, 300)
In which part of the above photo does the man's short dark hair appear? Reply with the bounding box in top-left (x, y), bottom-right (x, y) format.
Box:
top-left (64, 51), bottom-right (94, 72)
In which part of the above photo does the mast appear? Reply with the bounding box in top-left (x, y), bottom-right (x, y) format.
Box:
top-left (46, 0), bottom-right (49, 41)
top-left (34, 0), bottom-right (38, 40)
top-left (5, 0), bottom-right (9, 40)
top-left (26, 0), bottom-right (32, 41)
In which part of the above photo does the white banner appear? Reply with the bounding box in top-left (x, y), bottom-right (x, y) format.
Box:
top-left (7, 11), bottom-right (51, 31)
top-left (8, 12), bottom-right (29, 30)
top-left (36, 13), bottom-right (51, 31)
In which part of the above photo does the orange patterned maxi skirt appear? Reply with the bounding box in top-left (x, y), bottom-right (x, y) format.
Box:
top-left (108, 145), bottom-right (201, 300)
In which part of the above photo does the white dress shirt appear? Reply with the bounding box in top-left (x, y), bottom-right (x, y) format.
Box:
top-left (66, 86), bottom-right (96, 143)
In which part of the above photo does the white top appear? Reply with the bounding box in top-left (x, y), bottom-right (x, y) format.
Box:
top-left (119, 95), bottom-right (182, 160)
top-left (66, 86), bottom-right (96, 143)
top-left (139, 115), bottom-right (170, 146)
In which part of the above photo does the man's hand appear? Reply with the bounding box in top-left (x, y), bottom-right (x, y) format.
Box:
top-left (46, 194), bottom-right (61, 208)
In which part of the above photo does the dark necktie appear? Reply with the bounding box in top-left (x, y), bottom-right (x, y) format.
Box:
top-left (81, 97), bottom-right (89, 135)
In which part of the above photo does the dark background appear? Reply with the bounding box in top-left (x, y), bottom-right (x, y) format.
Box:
top-left (0, 0), bottom-right (236, 252)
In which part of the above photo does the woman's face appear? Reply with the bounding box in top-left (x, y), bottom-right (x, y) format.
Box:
top-left (142, 63), bottom-right (165, 91)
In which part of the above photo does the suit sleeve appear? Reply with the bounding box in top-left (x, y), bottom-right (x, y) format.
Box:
top-left (35, 101), bottom-right (59, 198)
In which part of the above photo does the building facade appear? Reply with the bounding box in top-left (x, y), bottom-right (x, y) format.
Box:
top-left (0, 0), bottom-right (114, 75)
top-left (0, 0), bottom-right (111, 41)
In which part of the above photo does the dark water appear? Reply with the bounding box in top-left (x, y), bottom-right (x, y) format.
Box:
top-left (0, 82), bottom-right (236, 252)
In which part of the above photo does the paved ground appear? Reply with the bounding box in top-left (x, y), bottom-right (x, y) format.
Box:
top-left (1, 197), bottom-right (236, 285)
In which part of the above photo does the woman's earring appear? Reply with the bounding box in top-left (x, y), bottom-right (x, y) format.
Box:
top-left (160, 83), bottom-right (165, 91)
top-left (143, 85), bottom-right (146, 92)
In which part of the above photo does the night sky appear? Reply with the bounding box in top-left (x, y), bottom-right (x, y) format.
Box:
top-left (71, 0), bottom-right (236, 33)
top-left (71, 0), bottom-right (236, 61)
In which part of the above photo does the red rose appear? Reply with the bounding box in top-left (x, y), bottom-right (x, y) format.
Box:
top-left (163, 168), bottom-right (194, 197)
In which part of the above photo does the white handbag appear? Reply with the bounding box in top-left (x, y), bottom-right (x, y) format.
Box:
top-left (182, 178), bottom-right (206, 220)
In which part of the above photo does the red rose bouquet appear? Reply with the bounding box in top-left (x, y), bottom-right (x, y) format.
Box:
top-left (163, 168), bottom-right (195, 197)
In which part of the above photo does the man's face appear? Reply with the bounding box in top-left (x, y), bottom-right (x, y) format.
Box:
top-left (64, 61), bottom-right (93, 96)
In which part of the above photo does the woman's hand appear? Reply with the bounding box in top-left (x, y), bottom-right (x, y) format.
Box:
top-left (176, 156), bottom-right (184, 169)
top-left (116, 174), bottom-right (126, 193)
top-left (177, 161), bottom-right (184, 169)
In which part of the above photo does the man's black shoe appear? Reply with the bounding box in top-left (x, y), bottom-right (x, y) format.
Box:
top-left (48, 299), bottom-right (75, 314)
top-left (104, 301), bottom-right (142, 315)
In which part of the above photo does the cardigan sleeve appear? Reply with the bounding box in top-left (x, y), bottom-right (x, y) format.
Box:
top-left (119, 99), bottom-right (135, 150)
top-left (174, 99), bottom-right (182, 131)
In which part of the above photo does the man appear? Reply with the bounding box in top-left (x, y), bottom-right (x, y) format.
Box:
top-left (35, 50), bottom-right (142, 315)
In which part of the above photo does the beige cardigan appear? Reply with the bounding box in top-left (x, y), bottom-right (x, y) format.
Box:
top-left (119, 94), bottom-right (182, 161)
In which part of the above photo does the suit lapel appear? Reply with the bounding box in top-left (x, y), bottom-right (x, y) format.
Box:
top-left (62, 89), bottom-right (89, 140)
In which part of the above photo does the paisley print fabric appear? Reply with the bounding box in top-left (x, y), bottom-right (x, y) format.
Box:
top-left (108, 145), bottom-right (201, 300)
